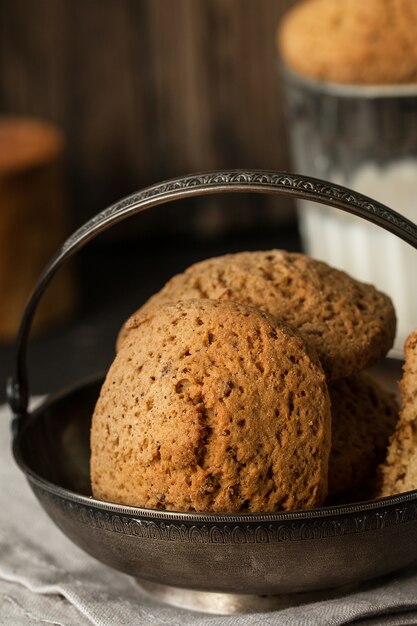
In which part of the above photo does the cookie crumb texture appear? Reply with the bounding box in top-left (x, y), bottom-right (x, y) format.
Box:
top-left (278, 0), bottom-right (417, 85)
top-left (91, 300), bottom-right (331, 513)
top-left (119, 250), bottom-right (396, 380)
top-left (378, 330), bottom-right (417, 496)
top-left (329, 373), bottom-right (398, 496)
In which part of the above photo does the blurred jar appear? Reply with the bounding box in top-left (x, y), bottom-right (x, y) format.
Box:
top-left (277, 0), bottom-right (417, 356)
top-left (0, 116), bottom-right (76, 341)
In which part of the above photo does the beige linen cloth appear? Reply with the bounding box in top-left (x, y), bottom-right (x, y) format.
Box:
top-left (1, 401), bottom-right (417, 626)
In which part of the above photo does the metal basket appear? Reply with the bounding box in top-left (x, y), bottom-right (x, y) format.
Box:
top-left (7, 171), bottom-right (417, 614)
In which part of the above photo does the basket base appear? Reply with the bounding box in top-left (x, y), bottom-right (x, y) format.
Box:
top-left (137, 580), bottom-right (358, 614)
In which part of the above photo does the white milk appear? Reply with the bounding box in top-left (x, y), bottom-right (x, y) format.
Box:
top-left (297, 159), bottom-right (417, 357)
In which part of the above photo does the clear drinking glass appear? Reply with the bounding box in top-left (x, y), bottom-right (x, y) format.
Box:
top-left (282, 66), bottom-right (417, 355)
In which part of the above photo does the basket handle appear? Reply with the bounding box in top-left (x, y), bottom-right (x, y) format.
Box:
top-left (7, 169), bottom-right (417, 421)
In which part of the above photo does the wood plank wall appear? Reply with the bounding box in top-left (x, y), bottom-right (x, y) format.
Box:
top-left (0, 0), bottom-right (297, 237)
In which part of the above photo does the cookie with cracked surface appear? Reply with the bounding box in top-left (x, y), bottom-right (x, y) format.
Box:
top-left (117, 250), bottom-right (396, 380)
top-left (91, 299), bottom-right (331, 513)
top-left (278, 0), bottom-right (417, 85)
top-left (329, 373), bottom-right (398, 497)
top-left (377, 329), bottom-right (417, 496)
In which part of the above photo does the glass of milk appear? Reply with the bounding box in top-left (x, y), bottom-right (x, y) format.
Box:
top-left (282, 67), bottom-right (417, 356)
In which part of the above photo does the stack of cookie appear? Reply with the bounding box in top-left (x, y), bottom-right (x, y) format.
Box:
top-left (91, 250), bottom-right (401, 512)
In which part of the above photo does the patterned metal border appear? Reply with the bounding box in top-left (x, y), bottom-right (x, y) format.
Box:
top-left (38, 489), bottom-right (417, 544)
top-left (63, 171), bottom-right (417, 252)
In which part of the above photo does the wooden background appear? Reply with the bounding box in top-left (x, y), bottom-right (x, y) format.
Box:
top-left (0, 0), bottom-right (297, 237)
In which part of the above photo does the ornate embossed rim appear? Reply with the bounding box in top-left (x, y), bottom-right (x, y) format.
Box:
top-left (26, 469), bottom-right (417, 524)
top-left (13, 375), bottom-right (417, 528)
top-left (62, 171), bottom-right (417, 252)
top-left (29, 485), bottom-right (417, 545)
top-left (281, 64), bottom-right (417, 98)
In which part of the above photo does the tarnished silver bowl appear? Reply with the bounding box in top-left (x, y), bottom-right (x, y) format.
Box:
top-left (7, 171), bottom-right (417, 613)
